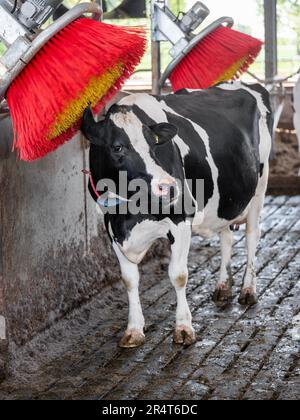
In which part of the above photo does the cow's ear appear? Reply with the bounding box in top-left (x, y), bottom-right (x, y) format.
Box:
top-left (149, 123), bottom-right (178, 146)
top-left (81, 107), bottom-right (105, 146)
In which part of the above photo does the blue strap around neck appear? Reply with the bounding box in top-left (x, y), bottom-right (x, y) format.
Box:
top-left (97, 196), bottom-right (128, 208)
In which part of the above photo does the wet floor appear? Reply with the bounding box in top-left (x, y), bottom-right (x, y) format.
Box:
top-left (0, 195), bottom-right (299, 400)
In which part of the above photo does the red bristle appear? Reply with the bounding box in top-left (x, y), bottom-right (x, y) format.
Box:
top-left (169, 26), bottom-right (263, 91)
top-left (6, 18), bottom-right (146, 161)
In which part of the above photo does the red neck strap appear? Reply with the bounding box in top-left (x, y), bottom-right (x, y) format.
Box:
top-left (82, 170), bottom-right (100, 199)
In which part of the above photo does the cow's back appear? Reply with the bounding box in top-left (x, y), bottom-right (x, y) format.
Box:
top-left (161, 86), bottom-right (269, 221)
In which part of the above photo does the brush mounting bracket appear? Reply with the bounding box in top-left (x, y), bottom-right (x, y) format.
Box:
top-left (0, 1), bottom-right (102, 110)
top-left (17, 0), bottom-right (64, 31)
top-left (151, 0), bottom-right (234, 92)
top-left (152, 1), bottom-right (210, 56)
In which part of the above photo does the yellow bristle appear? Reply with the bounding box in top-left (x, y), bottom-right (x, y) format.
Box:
top-left (213, 57), bottom-right (248, 85)
top-left (48, 63), bottom-right (123, 140)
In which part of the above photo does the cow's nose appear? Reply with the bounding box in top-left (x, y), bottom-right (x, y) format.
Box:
top-left (154, 179), bottom-right (178, 199)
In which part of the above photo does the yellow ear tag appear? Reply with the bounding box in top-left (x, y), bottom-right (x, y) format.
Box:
top-left (155, 135), bottom-right (159, 144)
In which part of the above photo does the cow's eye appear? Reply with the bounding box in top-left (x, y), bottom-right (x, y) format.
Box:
top-left (112, 144), bottom-right (123, 153)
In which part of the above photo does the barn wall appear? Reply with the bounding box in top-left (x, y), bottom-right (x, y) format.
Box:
top-left (0, 118), bottom-right (122, 378)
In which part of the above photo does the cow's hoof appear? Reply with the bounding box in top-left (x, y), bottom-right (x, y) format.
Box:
top-left (119, 329), bottom-right (145, 348)
top-left (174, 325), bottom-right (196, 346)
top-left (238, 289), bottom-right (258, 306)
top-left (212, 286), bottom-right (233, 308)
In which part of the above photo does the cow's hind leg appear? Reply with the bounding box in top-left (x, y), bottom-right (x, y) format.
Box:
top-left (169, 223), bottom-right (195, 346)
top-left (213, 228), bottom-right (234, 307)
top-left (239, 165), bottom-right (268, 306)
top-left (113, 243), bottom-right (145, 348)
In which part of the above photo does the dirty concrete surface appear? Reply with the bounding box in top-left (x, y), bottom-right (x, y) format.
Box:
top-left (270, 131), bottom-right (300, 177)
top-left (0, 195), bottom-right (299, 400)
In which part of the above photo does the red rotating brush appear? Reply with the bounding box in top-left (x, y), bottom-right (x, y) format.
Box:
top-left (6, 18), bottom-right (146, 161)
top-left (169, 26), bottom-right (263, 92)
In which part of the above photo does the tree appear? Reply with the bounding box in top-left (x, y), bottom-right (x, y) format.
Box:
top-left (257, 0), bottom-right (300, 54)
top-left (277, 0), bottom-right (300, 54)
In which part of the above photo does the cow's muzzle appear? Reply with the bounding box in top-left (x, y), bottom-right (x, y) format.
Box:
top-left (153, 178), bottom-right (179, 204)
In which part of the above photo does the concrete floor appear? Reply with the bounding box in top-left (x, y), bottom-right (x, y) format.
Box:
top-left (0, 195), bottom-right (299, 400)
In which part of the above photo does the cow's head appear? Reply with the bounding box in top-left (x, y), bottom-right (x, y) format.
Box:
top-left (81, 104), bottom-right (184, 210)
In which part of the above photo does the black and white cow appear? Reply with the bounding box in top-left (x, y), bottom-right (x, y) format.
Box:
top-left (81, 81), bottom-right (273, 348)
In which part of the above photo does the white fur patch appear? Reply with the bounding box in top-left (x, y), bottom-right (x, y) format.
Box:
top-left (119, 94), bottom-right (190, 158)
top-left (158, 98), bottom-right (220, 219)
top-left (119, 93), bottom-right (220, 224)
top-left (110, 110), bottom-right (173, 193)
top-left (118, 218), bottom-right (172, 264)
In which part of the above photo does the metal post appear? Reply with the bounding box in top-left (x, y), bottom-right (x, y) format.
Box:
top-left (95, 0), bottom-right (103, 18)
top-left (151, 0), bottom-right (163, 95)
top-left (264, 0), bottom-right (278, 81)
top-left (152, 40), bottom-right (161, 95)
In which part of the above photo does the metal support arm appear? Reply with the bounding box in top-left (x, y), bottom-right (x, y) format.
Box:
top-left (159, 16), bottom-right (234, 89)
top-left (0, 2), bottom-right (102, 103)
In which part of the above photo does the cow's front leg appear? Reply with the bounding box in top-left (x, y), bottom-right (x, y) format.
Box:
top-left (169, 223), bottom-right (195, 346)
top-left (113, 243), bottom-right (145, 348)
top-left (213, 228), bottom-right (234, 307)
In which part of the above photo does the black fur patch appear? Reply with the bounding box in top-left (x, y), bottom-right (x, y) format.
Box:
top-left (260, 164), bottom-right (264, 177)
top-left (161, 88), bottom-right (265, 220)
top-left (167, 231), bottom-right (175, 245)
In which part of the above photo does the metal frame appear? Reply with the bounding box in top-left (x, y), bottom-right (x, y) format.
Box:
top-left (151, 0), bottom-right (163, 95)
top-left (264, 0), bottom-right (277, 82)
top-left (151, 0), bottom-right (234, 94)
top-left (159, 16), bottom-right (234, 90)
top-left (0, 5), bottom-right (28, 46)
top-left (0, 2), bottom-right (102, 105)
top-left (263, 0), bottom-right (283, 157)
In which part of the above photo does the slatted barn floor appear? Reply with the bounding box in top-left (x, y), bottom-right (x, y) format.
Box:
top-left (0, 196), bottom-right (299, 400)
